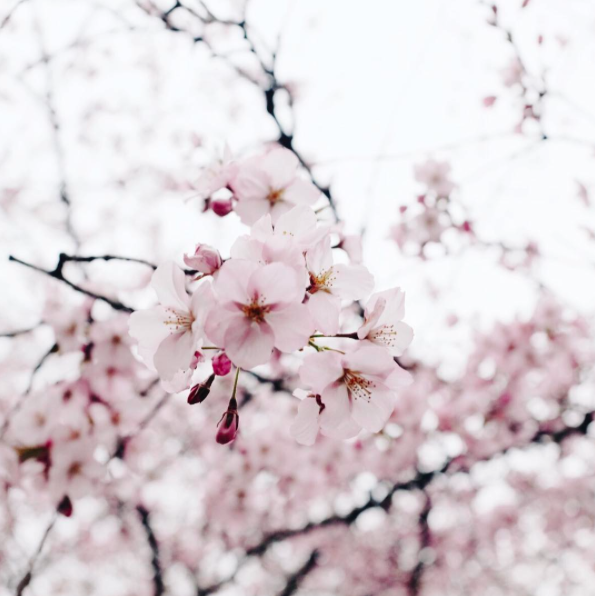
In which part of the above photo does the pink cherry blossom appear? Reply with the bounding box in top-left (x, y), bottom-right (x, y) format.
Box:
top-left (230, 147), bottom-right (320, 225)
top-left (183, 243), bottom-right (222, 275)
top-left (128, 262), bottom-right (214, 391)
top-left (205, 260), bottom-right (314, 369)
top-left (414, 159), bottom-right (456, 197)
top-left (292, 344), bottom-right (412, 444)
top-left (306, 236), bottom-right (374, 335)
top-left (358, 288), bottom-right (414, 356)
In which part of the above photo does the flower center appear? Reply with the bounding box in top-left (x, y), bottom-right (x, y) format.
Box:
top-left (344, 370), bottom-right (374, 402)
top-left (369, 324), bottom-right (399, 347)
top-left (164, 308), bottom-right (194, 332)
top-left (241, 298), bottom-right (270, 323)
top-left (267, 188), bottom-right (284, 205)
top-left (308, 268), bottom-right (336, 293)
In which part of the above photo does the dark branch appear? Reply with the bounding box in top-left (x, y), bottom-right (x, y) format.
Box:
top-left (277, 550), bottom-right (319, 596)
top-left (137, 506), bottom-right (165, 596)
top-left (9, 255), bottom-right (135, 312)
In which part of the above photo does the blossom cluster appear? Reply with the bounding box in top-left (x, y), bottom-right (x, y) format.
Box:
top-left (128, 146), bottom-right (414, 446)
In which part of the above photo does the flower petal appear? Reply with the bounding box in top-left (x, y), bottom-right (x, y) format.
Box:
top-left (308, 292), bottom-right (340, 335)
top-left (267, 303), bottom-right (314, 352)
top-left (151, 262), bottom-right (190, 311)
top-left (247, 262), bottom-right (303, 305)
top-left (350, 384), bottom-right (395, 433)
top-left (331, 264), bottom-right (374, 300)
top-left (290, 398), bottom-right (320, 446)
top-left (299, 351), bottom-right (344, 393)
top-left (224, 319), bottom-right (274, 369)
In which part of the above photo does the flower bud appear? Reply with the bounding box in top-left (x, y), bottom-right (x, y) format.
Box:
top-left (212, 353), bottom-right (232, 376)
top-left (211, 198), bottom-right (233, 217)
top-left (183, 244), bottom-right (222, 275)
top-left (216, 399), bottom-right (239, 445)
top-left (57, 495), bottom-right (73, 517)
top-left (188, 374), bottom-right (215, 405)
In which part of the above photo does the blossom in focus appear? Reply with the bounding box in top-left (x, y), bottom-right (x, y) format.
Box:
top-left (128, 262), bottom-right (213, 392)
top-left (183, 244), bottom-right (222, 275)
top-left (291, 344), bottom-right (412, 445)
top-left (414, 159), bottom-right (456, 197)
top-left (358, 288), bottom-right (414, 356)
top-left (205, 261), bottom-right (313, 369)
top-left (306, 236), bottom-right (374, 335)
top-left (230, 147), bottom-right (320, 225)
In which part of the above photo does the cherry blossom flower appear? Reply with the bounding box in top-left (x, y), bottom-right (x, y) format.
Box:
top-left (358, 288), bottom-right (414, 356)
top-left (230, 147), bottom-right (320, 225)
top-left (183, 244), bottom-right (222, 275)
top-left (306, 236), bottom-right (374, 335)
top-left (291, 344), bottom-right (412, 444)
top-left (128, 262), bottom-right (214, 392)
top-left (205, 261), bottom-right (313, 369)
top-left (414, 159), bottom-right (456, 197)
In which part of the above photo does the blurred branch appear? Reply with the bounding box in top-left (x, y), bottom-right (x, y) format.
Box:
top-left (407, 494), bottom-right (432, 596)
top-left (139, 0), bottom-right (339, 221)
top-left (0, 342), bottom-right (58, 442)
top-left (0, 0), bottom-right (27, 32)
top-left (277, 550), bottom-right (319, 596)
top-left (137, 506), bottom-right (165, 596)
top-left (15, 514), bottom-right (57, 596)
top-left (8, 255), bottom-right (135, 313)
top-left (0, 324), bottom-right (43, 338)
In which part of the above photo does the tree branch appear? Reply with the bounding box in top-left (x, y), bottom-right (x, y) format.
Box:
top-left (137, 506), bottom-right (165, 596)
top-left (9, 255), bottom-right (135, 313)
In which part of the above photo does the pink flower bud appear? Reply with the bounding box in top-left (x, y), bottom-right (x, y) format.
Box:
top-left (483, 96), bottom-right (497, 108)
top-left (188, 374), bottom-right (215, 405)
top-left (183, 244), bottom-right (222, 275)
top-left (57, 495), bottom-right (73, 517)
top-left (211, 198), bottom-right (233, 217)
top-left (212, 353), bottom-right (232, 376)
top-left (216, 404), bottom-right (239, 445)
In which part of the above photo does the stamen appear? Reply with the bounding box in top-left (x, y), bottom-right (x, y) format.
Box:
top-left (163, 308), bottom-right (194, 332)
top-left (267, 188), bottom-right (284, 205)
top-left (344, 370), bottom-right (375, 402)
top-left (369, 324), bottom-right (399, 347)
top-left (241, 297), bottom-right (271, 323)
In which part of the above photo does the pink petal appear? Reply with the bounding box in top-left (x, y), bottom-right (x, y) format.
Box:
top-left (213, 260), bottom-right (260, 305)
top-left (267, 303), bottom-right (313, 352)
top-left (290, 398), bottom-right (320, 446)
top-left (234, 198), bottom-right (271, 226)
top-left (151, 262), bottom-right (190, 311)
top-left (358, 296), bottom-right (387, 339)
top-left (386, 363), bottom-right (414, 388)
top-left (205, 309), bottom-right (244, 348)
top-left (331, 264), bottom-right (374, 300)
top-left (350, 384), bottom-right (395, 433)
top-left (283, 178), bottom-right (320, 206)
top-left (262, 147), bottom-right (299, 188)
top-left (247, 262), bottom-right (303, 305)
top-left (306, 236), bottom-right (333, 276)
top-left (299, 351), bottom-right (344, 393)
top-left (308, 292), bottom-right (341, 335)
top-left (223, 319), bottom-right (275, 369)
top-left (128, 306), bottom-right (172, 369)
top-left (231, 164), bottom-right (270, 201)
top-left (319, 383), bottom-right (360, 440)
top-left (343, 344), bottom-right (395, 378)
top-left (153, 331), bottom-right (196, 383)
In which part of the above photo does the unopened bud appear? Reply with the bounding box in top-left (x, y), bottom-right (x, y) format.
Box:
top-left (57, 495), bottom-right (73, 517)
top-left (188, 374), bottom-right (215, 405)
top-left (216, 399), bottom-right (239, 445)
top-left (212, 353), bottom-right (232, 376)
top-left (211, 198), bottom-right (233, 217)
top-left (183, 244), bottom-right (222, 275)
